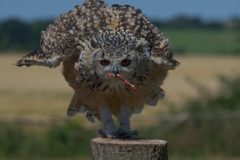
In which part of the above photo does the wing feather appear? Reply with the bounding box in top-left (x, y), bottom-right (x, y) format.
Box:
top-left (14, 5), bottom-right (80, 68)
top-left (15, 0), bottom-right (179, 69)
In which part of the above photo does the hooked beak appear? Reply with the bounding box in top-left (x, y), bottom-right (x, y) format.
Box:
top-left (113, 66), bottom-right (119, 77)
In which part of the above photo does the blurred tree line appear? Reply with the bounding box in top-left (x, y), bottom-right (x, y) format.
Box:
top-left (0, 16), bottom-right (240, 51)
top-left (151, 16), bottom-right (240, 30)
top-left (0, 19), bottom-right (53, 51)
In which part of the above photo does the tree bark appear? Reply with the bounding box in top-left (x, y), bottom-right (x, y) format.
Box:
top-left (91, 137), bottom-right (168, 160)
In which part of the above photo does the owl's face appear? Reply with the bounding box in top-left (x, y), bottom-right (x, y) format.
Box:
top-left (92, 49), bottom-right (139, 81)
top-left (80, 31), bottom-right (150, 86)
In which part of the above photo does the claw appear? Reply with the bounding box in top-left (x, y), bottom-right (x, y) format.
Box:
top-left (98, 129), bottom-right (107, 138)
top-left (108, 133), bottom-right (118, 139)
top-left (122, 131), bottom-right (131, 138)
top-left (113, 131), bottom-right (120, 139)
top-left (117, 128), bottom-right (125, 137)
top-left (98, 129), bottom-right (119, 139)
top-left (98, 129), bottom-right (139, 139)
top-left (131, 130), bottom-right (139, 137)
top-left (116, 129), bottom-right (139, 138)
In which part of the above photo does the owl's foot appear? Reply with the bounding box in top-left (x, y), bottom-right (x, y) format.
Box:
top-left (116, 128), bottom-right (139, 138)
top-left (98, 129), bottom-right (119, 139)
top-left (98, 129), bottom-right (138, 139)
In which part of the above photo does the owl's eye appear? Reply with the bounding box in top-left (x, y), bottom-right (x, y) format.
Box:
top-left (100, 60), bottom-right (110, 66)
top-left (121, 59), bottom-right (131, 66)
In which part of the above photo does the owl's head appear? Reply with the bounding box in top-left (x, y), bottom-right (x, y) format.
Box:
top-left (79, 31), bottom-right (150, 86)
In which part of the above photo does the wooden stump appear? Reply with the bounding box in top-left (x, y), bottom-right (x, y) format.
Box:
top-left (91, 137), bottom-right (168, 160)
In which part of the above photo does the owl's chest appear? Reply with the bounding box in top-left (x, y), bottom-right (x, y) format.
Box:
top-left (75, 63), bottom-right (167, 115)
top-left (77, 78), bottom-right (154, 112)
top-left (80, 78), bottom-right (133, 95)
top-left (76, 80), bottom-right (134, 115)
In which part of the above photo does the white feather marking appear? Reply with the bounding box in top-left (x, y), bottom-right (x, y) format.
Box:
top-left (44, 57), bottom-right (63, 68)
top-left (144, 47), bottom-right (151, 58)
top-left (151, 57), bottom-right (163, 65)
top-left (69, 29), bottom-right (74, 35)
top-left (79, 40), bottom-right (87, 47)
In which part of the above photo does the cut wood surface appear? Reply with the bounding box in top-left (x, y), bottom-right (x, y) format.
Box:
top-left (91, 137), bottom-right (168, 160)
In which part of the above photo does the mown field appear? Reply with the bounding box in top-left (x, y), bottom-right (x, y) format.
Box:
top-left (0, 53), bottom-right (240, 160)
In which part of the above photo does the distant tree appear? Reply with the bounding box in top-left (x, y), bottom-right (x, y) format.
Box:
top-left (151, 20), bottom-right (163, 28)
top-left (0, 19), bottom-right (53, 51)
top-left (163, 16), bottom-right (204, 28)
top-left (28, 20), bottom-right (54, 49)
top-left (221, 16), bottom-right (240, 30)
top-left (0, 19), bottom-right (30, 50)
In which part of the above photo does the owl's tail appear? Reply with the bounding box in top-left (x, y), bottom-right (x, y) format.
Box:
top-left (67, 93), bottom-right (100, 123)
top-left (146, 87), bottom-right (165, 106)
top-left (67, 93), bottom-right (85, 117)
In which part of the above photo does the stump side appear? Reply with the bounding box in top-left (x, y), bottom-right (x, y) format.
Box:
top-left (91, 137), bottom-right (168, 160)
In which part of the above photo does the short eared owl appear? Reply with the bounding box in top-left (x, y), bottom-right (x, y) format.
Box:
top-left (15, 0), bottom-right (180, 138)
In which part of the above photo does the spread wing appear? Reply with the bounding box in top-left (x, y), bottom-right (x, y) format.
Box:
top-left (15, 0), bottom-right (179, 69)
top-left (14, 0), bottom-right (109, 68)
top-left (104, 4), bottom-right (180, 69)
top-left (14, 5), bottom-right (81, 68)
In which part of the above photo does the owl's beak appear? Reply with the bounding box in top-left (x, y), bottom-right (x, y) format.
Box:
top-left (113, 66), bottom-right (119, 77)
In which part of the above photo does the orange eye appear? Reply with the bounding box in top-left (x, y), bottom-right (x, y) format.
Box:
top-left (121, 59), bottom-right (131, 66)
top-left (100, 60), bottom-right (110, 66)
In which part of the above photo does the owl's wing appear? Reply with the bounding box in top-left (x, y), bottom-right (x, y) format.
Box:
top-left (14, 0), bottom-right (113, 68)
top-left (15, 0), bottom-right (179, 69)
top-left (141, 14), bottom-right (180, 69)
top-left (67, 93), bottom-right (85, 117)
top-left (106, 4), bottom-right (180, 69)
top-left (14, 5), bottom-right (82, 68)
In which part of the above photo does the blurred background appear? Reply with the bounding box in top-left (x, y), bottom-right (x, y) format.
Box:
top-left (0, 0), bottom-right (240, 160)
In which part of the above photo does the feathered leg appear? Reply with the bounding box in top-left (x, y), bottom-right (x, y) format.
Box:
top-left (117, 105), bottom-right (138, 138)
top-left (98, 106), bottom-right (118, 139)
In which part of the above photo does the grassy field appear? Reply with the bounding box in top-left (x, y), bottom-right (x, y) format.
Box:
top-left (0, 53), bottom-right (240, 159)
top-left (161, 28), bottom-right (240, 54)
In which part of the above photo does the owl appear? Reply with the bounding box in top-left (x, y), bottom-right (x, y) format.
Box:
top-left (15, 0), bottom-right (180, 138)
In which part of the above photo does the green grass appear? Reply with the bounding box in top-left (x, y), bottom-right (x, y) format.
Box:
top-left (160, 28), bottom-right (240, 55)
top-left (0, 121), bottom-right (96, 160)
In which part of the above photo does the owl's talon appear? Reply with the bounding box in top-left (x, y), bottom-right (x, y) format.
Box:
top-left (98, 129), bottom-right (119, 139)
top-left (117, 128), bottom-right (125, 137)
top-left (108, 133), bottom-right (118, 139)
top-left (116, 129), bottom-right (139, 138)
top-left (98, 129), bottom-right (107, 138)
top-left (124, 131), bottom-right (132, 138)
top-left (106, 131), bottom-right (119, 139)
top-left (131, 130), bottom-right (139, 137)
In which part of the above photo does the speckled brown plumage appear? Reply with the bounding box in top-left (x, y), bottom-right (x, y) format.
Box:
top-left (15, 0), bottom-right (179, 68)
top-left (15, 0), bottom-right (180, 139)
